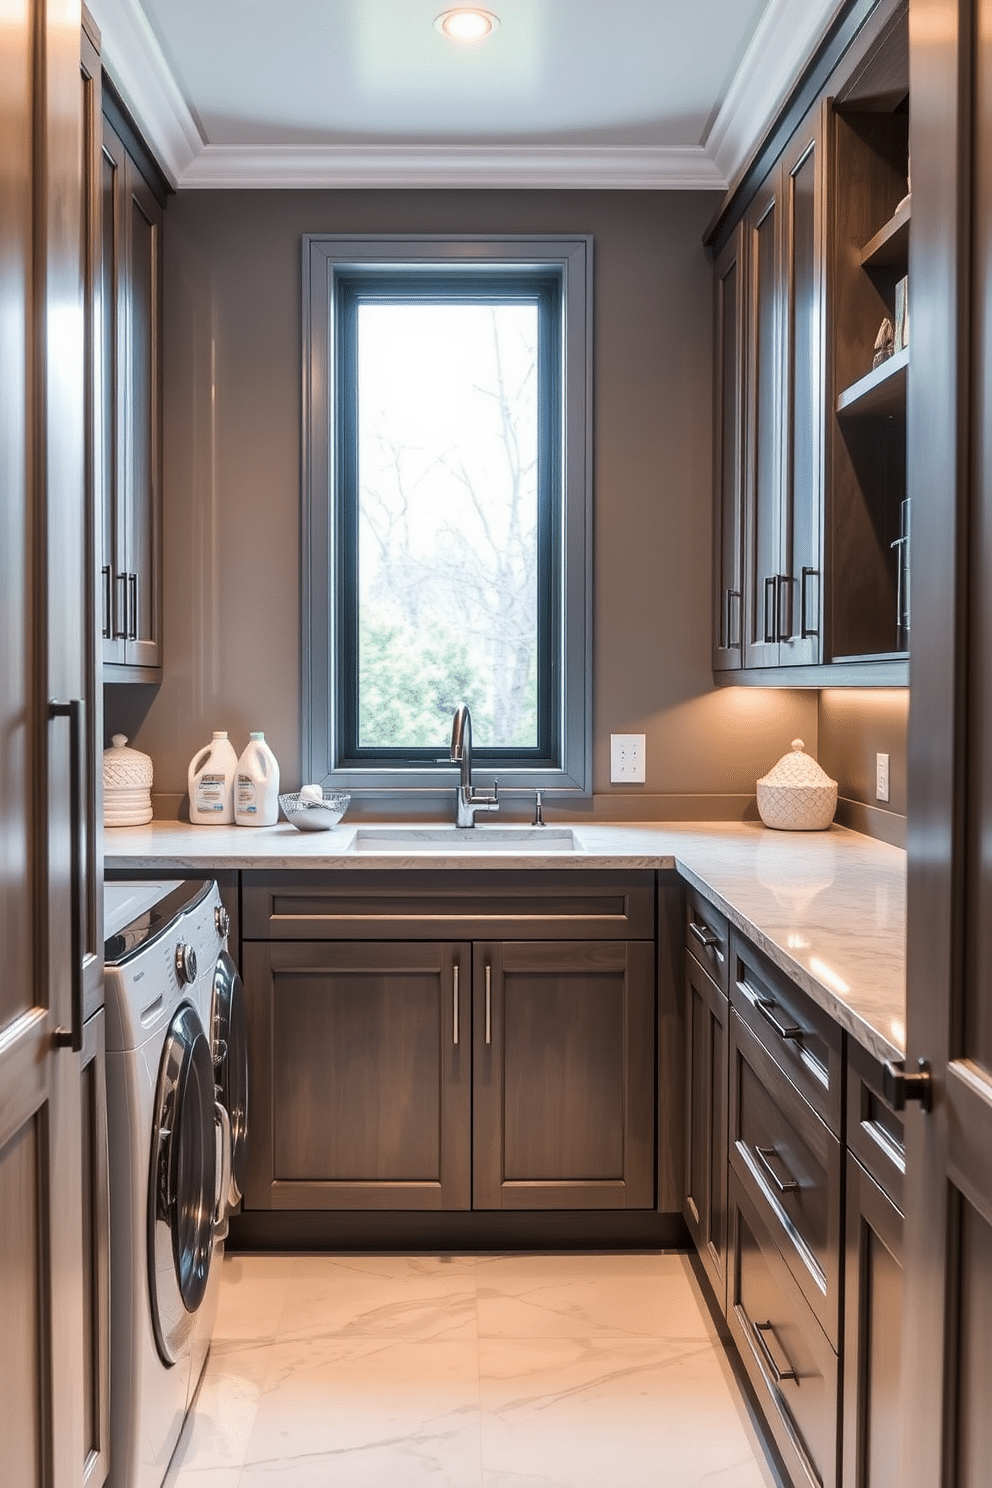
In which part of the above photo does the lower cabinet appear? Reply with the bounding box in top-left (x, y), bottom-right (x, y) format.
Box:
top-left (684, 950), bottom-right (730, 1304)
top-left (242, 934), bottom-right (655, 1214)
top-left (685, 912), bottom-right (906, 1488)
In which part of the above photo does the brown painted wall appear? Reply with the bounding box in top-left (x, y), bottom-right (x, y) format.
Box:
top-left (817, 689), bottom-right (909, 844)
top-left (110, 188), bottom-right (817, 817)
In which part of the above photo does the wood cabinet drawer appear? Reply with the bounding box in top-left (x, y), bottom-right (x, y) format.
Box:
top-left (684, 954), bottom-right (730, 1309)
top-left (684, 884), bottom-right (729, 992)
top-left (846, 1040), bottom-right (905, 1212)
top-left (243, 870), bottom-right (656, 941)
top-left (729, 931), bottom-right (843, 1136)
top-left (729, 1170), bottom-right (839, 1488)
top-left (730, 1007), bottom-right (842, 1348)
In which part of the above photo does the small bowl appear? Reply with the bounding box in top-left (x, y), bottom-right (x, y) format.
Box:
top-left (279, 790), bottom-right (351, 832)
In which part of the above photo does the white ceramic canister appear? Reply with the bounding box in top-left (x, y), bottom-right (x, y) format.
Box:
top-left (187, 731), bottom-right (239, 824)
top-left (756, 739), bottom-right (838, 831)
top-left (103, 734), bottom-right (153, 826)
top-left (235, 732), bottom-right (280, 826)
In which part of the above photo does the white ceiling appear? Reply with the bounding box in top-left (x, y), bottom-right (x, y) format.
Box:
top-left (90, 0), bottom-right (847, 190)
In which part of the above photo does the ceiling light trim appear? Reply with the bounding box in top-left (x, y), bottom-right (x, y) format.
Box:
top-left (90, 0), bottom-right (201, 186)
top-left (177, 144), bottom-right (727, 192)
top-left (706, 0), bottom-right (848, 187)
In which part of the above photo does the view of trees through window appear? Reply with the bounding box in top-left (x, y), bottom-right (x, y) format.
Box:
top-left (356, 299), bottom-right (541, 751)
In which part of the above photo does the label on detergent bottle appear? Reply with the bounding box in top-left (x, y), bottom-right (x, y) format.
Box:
top-left (196, 773), bottom-right (226, 812)
top-left (236, 774), bottom-right (257, 815)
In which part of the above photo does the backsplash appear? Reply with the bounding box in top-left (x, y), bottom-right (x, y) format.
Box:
top-left (817, 689), bottom-right (908, 847)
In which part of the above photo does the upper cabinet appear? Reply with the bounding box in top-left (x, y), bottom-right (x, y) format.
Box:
top-left (99, 103), bottom-right (164, 679)
top-left (710, 0), bottom-right (909, 686)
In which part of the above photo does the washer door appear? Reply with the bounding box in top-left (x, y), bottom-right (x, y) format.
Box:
top-left (148, 1003), bottom-right (217, 1365)
top-left (212, 950), bottom-right (249, 1208)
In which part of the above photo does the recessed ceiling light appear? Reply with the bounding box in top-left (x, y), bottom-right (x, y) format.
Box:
top-left (435, 8), bottom-right (500, 42)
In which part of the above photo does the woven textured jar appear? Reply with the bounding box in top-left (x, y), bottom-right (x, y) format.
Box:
top-left (103, 734), bottom-right (153, 827)
top-left (756, 739), bottom-right (837, 832)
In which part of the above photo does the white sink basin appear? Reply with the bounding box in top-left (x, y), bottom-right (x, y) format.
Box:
top-left (351, 827), bottom-right (578, 854)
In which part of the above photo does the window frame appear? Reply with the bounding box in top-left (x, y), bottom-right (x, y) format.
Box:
top-left (302, 234), bottom-right (593, 800)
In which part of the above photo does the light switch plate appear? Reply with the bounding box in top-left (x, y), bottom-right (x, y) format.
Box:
top-left (875, 752), bottom-right (890, 802)
top-left (611, 733), bottom-right (646, 783)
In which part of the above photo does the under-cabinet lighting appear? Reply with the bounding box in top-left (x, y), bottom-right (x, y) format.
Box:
top-left (435, 8), bottom-right (500, 41)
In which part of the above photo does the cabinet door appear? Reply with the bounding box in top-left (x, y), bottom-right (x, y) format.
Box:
top-left (121, 151), bottom-right (162, 668)
top-left (472, 941), bottom-right (654, 1210)
top-left (713, 223), bottom-right (746, 670)
top-left (242, 941), bottom-right (471, 1210)
top-left (743, 172), bottom-right (785, 667)
top-left (99, 120), bottom-right (126, 665)
top-left (780, 104), bottom-right (826, 665)
top-left (841, 1153), bottom-right (903, 1488)
top-left (684, 955), bottom-right (729, 1310)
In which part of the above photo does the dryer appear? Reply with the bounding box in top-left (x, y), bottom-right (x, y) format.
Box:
top-left (104, 878), bottom-right (247, 1488)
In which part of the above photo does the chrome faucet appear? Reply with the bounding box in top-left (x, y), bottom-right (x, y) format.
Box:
top-left (450, 704), bottom-right (499, 828)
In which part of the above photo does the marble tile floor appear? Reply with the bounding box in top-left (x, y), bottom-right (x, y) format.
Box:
top-left (166, 1252), bottom-right (780, 1488)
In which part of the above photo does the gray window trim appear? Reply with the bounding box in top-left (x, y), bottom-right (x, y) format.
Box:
top-left (301, 233), bottom-right (593, 801)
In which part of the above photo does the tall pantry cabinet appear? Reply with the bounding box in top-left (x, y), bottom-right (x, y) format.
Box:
top-left (0, 4), bottom-right (107, 1488)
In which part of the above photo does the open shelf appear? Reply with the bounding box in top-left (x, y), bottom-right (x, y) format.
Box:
top-left (860, 195), bottom-right (911, 269)
top-left (836, 343), bottom-right (908, 417)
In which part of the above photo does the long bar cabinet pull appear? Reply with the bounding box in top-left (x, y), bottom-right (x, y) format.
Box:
top-left (777, 572), bottom-right (792, 642)
top-left (114, 572), bottom-right (127, 638)
top-left (763, 575), bottom-right (778, 644)
top-left (485, 964), bottom-right (492, 1045)
top-left (725, 588), bottom-right (742, 650)
top-left (800, 567), bottom-right (819, 638)
top-left (689, 920), bottom-right (720, 951)
top-left (753, 1320), bottom-right (799, 1385)
top-left (50, 698), bottom-right (85, 1054)
top-left (127, 572), bottom-right (138, 640)
top-left (753, 995), bottom-right (804, 1043)
top-left (755, 1144), bottom-right (801, 1196)
top-left (101, 565), bottom-right (112, 638)
top-left (452, 964), bottom-right (459, 1046)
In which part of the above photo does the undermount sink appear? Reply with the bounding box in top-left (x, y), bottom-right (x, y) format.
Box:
top-left (351, 827), bottom-right (579, 853)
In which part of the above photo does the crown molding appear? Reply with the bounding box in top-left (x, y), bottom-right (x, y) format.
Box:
top-left (706, 0), bottom-right (848, 187)
top-left (92, 0), bottom-right (848, 193)
top-left (89, 0), bottom-right (200, 186)
top-left (178, 144), bottom-right (726, 191)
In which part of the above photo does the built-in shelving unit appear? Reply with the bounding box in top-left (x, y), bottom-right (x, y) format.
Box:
top-left (837, 344), bottom-right (909, 418)
top-left (860, 195), bottom-right (911, 269)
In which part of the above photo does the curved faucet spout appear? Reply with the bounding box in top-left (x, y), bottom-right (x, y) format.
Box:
top-left (449, 704), bottom-right (499, 828)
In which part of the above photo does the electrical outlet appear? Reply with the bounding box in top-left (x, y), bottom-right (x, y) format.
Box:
top-left (875, 752), bottom-right (890, 803)
top-left (611, 733), bottom-right (646, 784)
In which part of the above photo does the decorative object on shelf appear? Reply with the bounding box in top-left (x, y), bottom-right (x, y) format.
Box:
top-left (279, 788), bottom-right (351, 831)
top-left (103, 734), bottom-right (153, 826)
top-left (872, 317), bottom-right (895, 369)
top-left (895, 276), bottom-right (909, 349)
top-left (756, 740), bottom-right (837, 832)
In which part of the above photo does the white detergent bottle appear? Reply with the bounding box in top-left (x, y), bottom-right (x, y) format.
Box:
top-left (235, 732), bottom-right (280, 826)
top-left (187, 731), bottom-right (239, 824)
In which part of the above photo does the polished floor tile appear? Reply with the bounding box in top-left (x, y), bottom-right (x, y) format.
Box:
top-left (167, 1252), bottom-right (777, 1488)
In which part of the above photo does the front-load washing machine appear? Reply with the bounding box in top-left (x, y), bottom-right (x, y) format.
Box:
top-left (104, 878), bottom-right (247, 1488)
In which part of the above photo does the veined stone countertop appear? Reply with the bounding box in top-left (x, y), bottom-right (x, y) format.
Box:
top-left (105, 819), bottom-right (907, 1064)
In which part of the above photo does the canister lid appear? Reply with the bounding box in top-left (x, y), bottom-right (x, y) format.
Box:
top-left (757, 740), bottom-right (836, 790)
top-left (103, 734), bottom-right (153, 790)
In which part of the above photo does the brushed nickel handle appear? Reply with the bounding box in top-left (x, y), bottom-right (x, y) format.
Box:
top-left (453, 964), bottom-right (459, 1046)
top-left (127, 572), bottom-right (138, 640)
top-left (764, 575), bottom-right (777, 644)
top-left (755, 1144), bottom-right (801, 1196)
top-left (114, 572), bottom-right (127, 638)
top-left (689, 920), bottom-right (720, 950)
top-left (800, 567), bottom-right (819, 638)
top-left (777, 572), bottom-right (792, 642)
top-left (101, 565), bottom-right (112, 638)
top-left (883, 1058), bottom-right (932, 1113)
top-left (726, 588), bottom-right (742, 650)
top-left (753, 1320), bottom-right (798, 1385)
top-left (754, 995), bottom-right (804, 1043)
top-left (50, 699), bottom-right (84, 1053)
top-left (485, 964), bottom-right (492, 1044)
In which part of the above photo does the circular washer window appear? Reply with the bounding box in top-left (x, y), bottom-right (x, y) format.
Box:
top-left (148, 1003), bottom-right (217, 1365)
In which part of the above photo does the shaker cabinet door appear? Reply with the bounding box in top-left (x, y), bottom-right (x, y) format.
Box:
top-left (472, 941), bottom-right (655, 1210)
top-left (242, 941), bottom-right (472, 1211)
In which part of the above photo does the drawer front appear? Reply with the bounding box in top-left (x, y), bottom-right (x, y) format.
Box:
top-left (729, 1170), bottom-right (839, 1488)
top-left (731, 1009), bottom-right (842, 1347)
top-left (684, 955), bottom-right (729, 1310)
top-left (846, 1041), bottom-right (905, 1212)
top-left (684, 884), bottom-right (729, 992)
top-left (243, 869), bottom-right (656, 941)
top-left (730, 932), bottom-right (844, 1136)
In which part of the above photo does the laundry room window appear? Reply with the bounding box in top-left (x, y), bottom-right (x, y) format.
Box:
top-left (302, 235), bottom-right (592, 798)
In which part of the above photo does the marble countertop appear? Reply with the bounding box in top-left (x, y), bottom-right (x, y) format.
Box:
top-left (106, 818), bottom-right (907, 1063)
